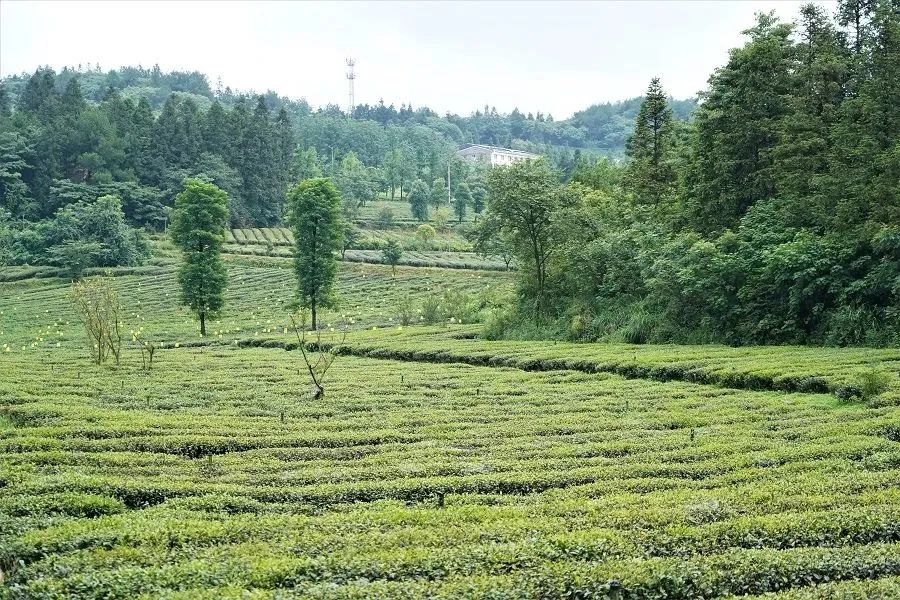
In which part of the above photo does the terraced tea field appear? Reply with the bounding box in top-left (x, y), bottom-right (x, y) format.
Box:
top-left (0, 257), bottom-right (513, 349)
top-left (1, 261), bottom-right (899, 598)
top-left (223, 227), bottom-right (506, 270)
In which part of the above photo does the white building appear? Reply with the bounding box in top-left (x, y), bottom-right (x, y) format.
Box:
top-left (456, 144), bottom-right (540, 166)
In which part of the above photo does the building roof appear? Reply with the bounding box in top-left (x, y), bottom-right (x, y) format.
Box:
top-left (456, 144), bottom-right (540, 158)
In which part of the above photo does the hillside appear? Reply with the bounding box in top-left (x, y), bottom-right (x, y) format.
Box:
top-left (0, 65), bottom-right (696, 158)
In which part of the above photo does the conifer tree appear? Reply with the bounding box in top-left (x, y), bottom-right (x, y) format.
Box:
top-left (682, 12), bottom-right (794, 234)
top-left (624, 77), bottom-right (676, 205)
top-left (771, 3), bottom-right (849, 227)
top-left (202, 101), bottom-right (229, 156)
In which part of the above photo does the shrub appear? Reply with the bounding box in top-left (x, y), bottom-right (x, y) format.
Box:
top-left (415, 224), bottom-right (436, 249)
top-left (857, 368), bottom-right (891, 401)
top-left (398, 294), bottom-right (415, 326)
top-left (377, 206), bottom-right (395, 229)
top-left (421, 295), bottom-right (442, 324)
top-left (70, 277), bottom-right (124, 365)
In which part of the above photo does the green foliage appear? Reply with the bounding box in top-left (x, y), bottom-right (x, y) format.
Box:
top-left (5, 193), bottom-right (150, 274)
top-left (292, 147), bottom-right (323, 182)
top-left (624, 77), bottom-right (676, 205)
top-left (415, 224), bottom-right (436, 249)
top-left (382, 239), bottom-right (403, 275)
top-left (47, 240), bottom-right (103, 281)
top-left (408, 178), bottom-right (430, 221)
top-left (682, 12), bottom-right (794, 234)
top-left (430, 177), bottom-right (447, 210)
top-left (341, 222), bottom-right (360, 259)
top-left (487, 5), bottom-right (900, 347)
top-left (453, 181), bottom-right (471, 223)
top-left (170, 178), bottom-right (229, 335)
top-left (376, 206), bottom-right (394, 229)
top-left (484, 159), bottom-right (568, 320)
top-left (856, 368), bottom-right (891, 401)
top-left (286, 178), bottom-right (344, 329)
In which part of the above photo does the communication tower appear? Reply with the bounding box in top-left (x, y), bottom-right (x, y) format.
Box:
top-left (346, 58), bottom-right (356, 117)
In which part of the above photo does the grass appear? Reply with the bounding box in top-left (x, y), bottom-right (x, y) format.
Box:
top-left (1, 246), bottom-right (899, 598)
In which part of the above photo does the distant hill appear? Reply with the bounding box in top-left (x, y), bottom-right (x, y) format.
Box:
top-left (0, 65), bottom-right (696, 157)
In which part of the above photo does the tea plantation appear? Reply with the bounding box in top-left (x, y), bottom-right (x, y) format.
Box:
top-left (1, 261), bottom-right (899, 599)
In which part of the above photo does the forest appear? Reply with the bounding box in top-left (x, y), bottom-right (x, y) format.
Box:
top-left (1, 0), bottom-right (898, 347)
top-left (480, 2), bottom-right (899, 347)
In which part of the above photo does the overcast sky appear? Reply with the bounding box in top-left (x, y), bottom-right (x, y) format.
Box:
top-left (1, 0), bottom-right (835, 118)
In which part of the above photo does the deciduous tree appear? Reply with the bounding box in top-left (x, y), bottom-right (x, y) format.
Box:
top-left (286, 178), bottom-right (344, 329)
top-left (170, 178), bottom-right (229, 336)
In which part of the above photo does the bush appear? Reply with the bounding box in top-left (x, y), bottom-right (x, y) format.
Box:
top-left (857, 368), bottom-right (891, 400)
top-left (377, 206), bottom-right (395, 229)
top-left (415, 224), bottom-right (436, 249)
top-left (421, 295), bottom-right (442, 325)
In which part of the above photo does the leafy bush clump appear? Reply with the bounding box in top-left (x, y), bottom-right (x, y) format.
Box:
top-left (857, 368), bottom-right (891, 400)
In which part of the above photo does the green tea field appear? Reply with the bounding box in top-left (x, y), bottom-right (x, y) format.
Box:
top-left (223, 226), bottom-right (507, 270)
top-left (1, 260), bottom-right (899, 599)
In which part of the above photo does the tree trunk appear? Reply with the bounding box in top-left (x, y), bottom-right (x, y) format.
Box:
top-left (200, 311), bottom-right (206, 336)
top-left (311, 299), bottom-right (317, 331)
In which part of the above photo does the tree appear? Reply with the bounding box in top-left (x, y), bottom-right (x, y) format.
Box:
top-left (624, 77), bottom-right (677, 205)
top-left (681, 12), bottom-right (794, 234)
top-left (377, 206), bottom-right (394, 228)
top-left (170, 178), bottom-right (229, 336)
top-left (341, 222), bottom-right (359, 259)
top-left (0, 132), bottom-right (32, 218)
top-left (415, 223), bottom-right (436, 249)
top-left (453, 182), bottom-right (472, 223)
top-left (408, 178), bottom-right (430, 221)
top-left (48, 240), bottom-right (103, 281)
top-left (293, 147), bottom-right (323, 182)
top-left (382, 147), bottom-right (402, 199)
top-left (70, 277), bottom-right (123, 365)
top-left (382, 239), bottom-right (403, 275)
top-left (334, 151), bottom-right (376, 212)
top-left (484, 159), bottom-right (566, 320)
top-left (771, 4), bottom-right (848, 228)
top-left (288, 311), bottom-right (347, 399)
top-left (286, 178), bottom-right (344, 330)
top-left (431, 177), bottom-right (448, 210)
top-left (239, 96), bottom-right (279, 224)
top-left (470, 177), bottom-right (487, 215)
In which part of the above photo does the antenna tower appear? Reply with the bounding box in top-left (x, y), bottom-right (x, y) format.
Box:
top-left (346, 58), bottom-right (356, 118)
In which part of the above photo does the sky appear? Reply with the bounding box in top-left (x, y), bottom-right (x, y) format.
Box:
top-left (1, 0), bottom-right (835, 119)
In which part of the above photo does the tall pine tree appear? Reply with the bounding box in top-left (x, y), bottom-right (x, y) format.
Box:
top-left (624, 77), bottom-right (676, 205)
